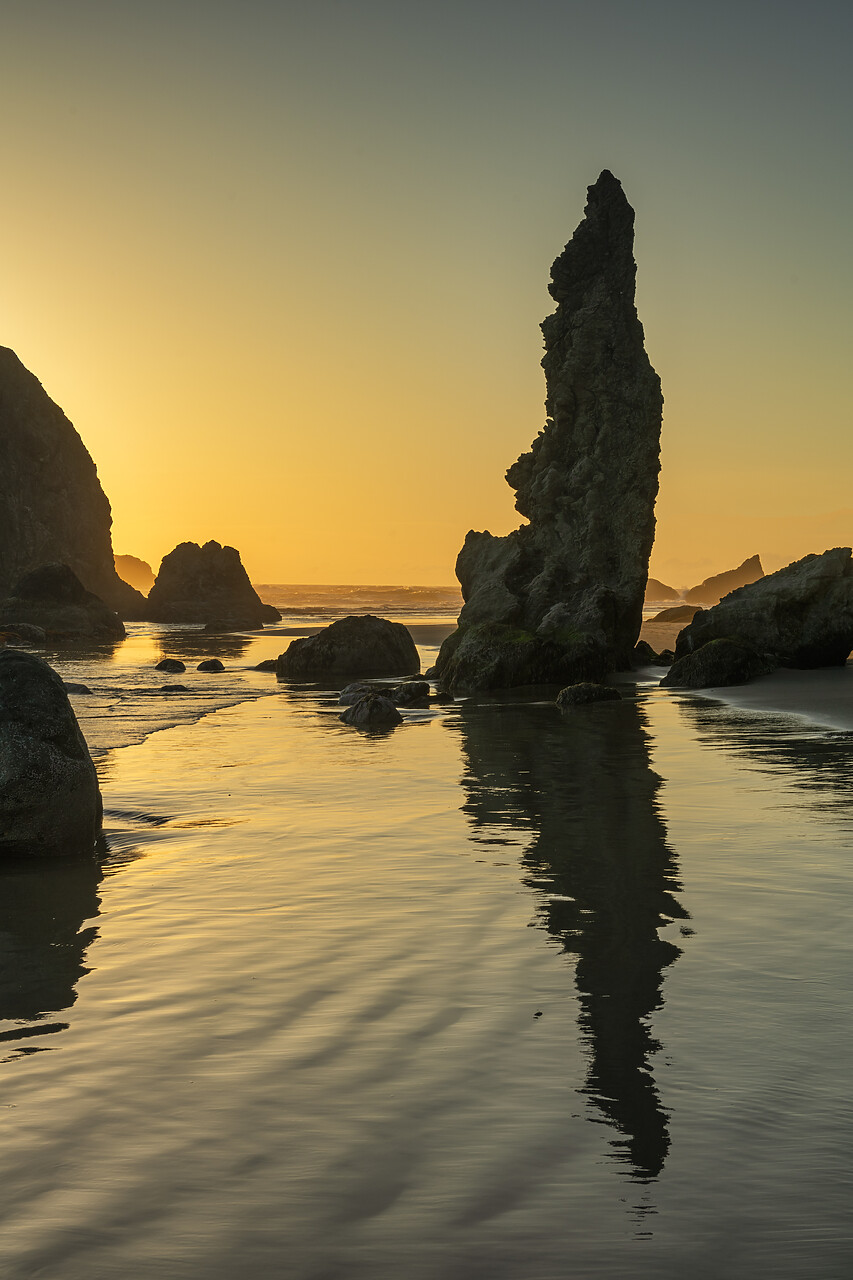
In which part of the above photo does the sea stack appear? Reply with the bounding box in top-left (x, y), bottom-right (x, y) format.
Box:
top-left (435, 171), bottom-right (662, 693)
top-left (0, 347), bottom-right (147, 618)
top-left (146, 540), bottom-right (281, 626)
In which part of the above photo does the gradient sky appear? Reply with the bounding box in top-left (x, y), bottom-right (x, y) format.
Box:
top-left (1, 0), bottom-right (851, 586)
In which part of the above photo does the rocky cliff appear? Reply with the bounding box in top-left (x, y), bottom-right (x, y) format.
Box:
top-left (436, 171), bottom-right (662, 691)
top-left (0, 347), bottom-right (146, 617)
top-left (146, 540), bottom-right (281, 626)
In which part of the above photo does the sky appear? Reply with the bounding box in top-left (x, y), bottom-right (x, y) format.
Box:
top-left (0, 0), bottom-right (851, 587)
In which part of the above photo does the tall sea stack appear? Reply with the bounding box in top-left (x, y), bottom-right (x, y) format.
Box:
top-left (436, 171), bottom-right (663, 692)
top-left (0, 347), bottom-right (146, 617)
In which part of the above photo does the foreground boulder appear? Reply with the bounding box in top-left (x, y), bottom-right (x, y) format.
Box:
top-left (0, 564), bottom-right (125, 641)
top-left (661, 639), bottom-right (775, 689)
top-left (0, 347), bottom-right (147, 618)
top-left (0, 650), bottom-right (102, 857)
top-left (674, 548), bottom-right (853, 668)
top-left (277, 615), bottom-right (419, 679)
top-left (436, 171), bottom-right (662, 693)
top-left (684, 555), bottom-right (764, 606)
top-left (339, 692), bottom-right (403, 729)
top-left (146, 541), bottom-right (280, 626)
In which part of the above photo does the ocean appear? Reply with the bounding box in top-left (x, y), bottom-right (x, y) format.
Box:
top-left (1, 585), bottom-right (852, 1278)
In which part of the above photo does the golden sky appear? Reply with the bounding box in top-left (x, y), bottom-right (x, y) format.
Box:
top-left (1, 1), bottom-right (851, 587)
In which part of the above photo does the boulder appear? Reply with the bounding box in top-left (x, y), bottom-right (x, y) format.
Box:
top-left (0, 564), bottom-right (125, 641)
top-left (155, 658), bottom-right (186, 672)
top-left (146, 541), bottom-right (280, 626)
top-left (0, 347), bottom-right (147, 618)
top-left (63, 682), bottom-right (93, 695)
top-left (338, 681), bottom-right (375, 705)
top-left (556, 682), bottom-right (623, 708)
top-left (0, 622), bottom-right (46, 645)
top-left (197, 659), bottom-right (225, 672)
top-left (661, 639), bottom-right (775, 689)
top-left (674, 548), bottom-right (853, 668)
top-left (276, 615), bottom-right (419, 679)
top-left (340, 693), bottom-right (403, 729)
top-left (114, 554), bottom-right (155, 594)
top-left (684, 555), bottom-right (764, 606)
top-left (392, 680), bottom-right (431, 707)
top-left (436, 171), bottom-right (662, 693)
top-left (0, 649), bottom-right (102, 857)
top-left (436, 622), bottom-right (606, 695)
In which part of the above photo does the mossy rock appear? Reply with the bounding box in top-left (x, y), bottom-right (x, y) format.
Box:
top-left (556, 682), bottom-right (622, 708)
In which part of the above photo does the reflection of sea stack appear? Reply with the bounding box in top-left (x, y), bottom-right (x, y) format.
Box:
top-left (0, 347), bottom-right (146, 618)
top-left (452, 699), bottom-right (685, 1179)
top-left (436, 171), bottom-right (662, 692)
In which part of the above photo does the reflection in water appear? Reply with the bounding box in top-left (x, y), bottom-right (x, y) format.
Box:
top-left (451, 695), bottom-right (686, 1180)
top-left (0, 857), bottom-right (102, 1059)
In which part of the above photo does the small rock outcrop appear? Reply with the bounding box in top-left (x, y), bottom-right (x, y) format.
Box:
top-left (340, 692), bottom-right (403, 729)
top-left (392, 680), bottom-right (431, 707)
top-left (0, 564), bottom-right (125, 641)
top-left (277, 616), bottom-right (419, 679)
top-left (661, 639), bottom-right (774, 689)
top-left (0, 649), bottom-right (102, 857)
top-left (556, 682), bottom-right (623, 708)
top-left (146, 541), bottom-right (280, 626)
top-left (0, 347), bottom-right (147, 618)
top-left (436, 171), bottom-right (662, 692)
top-left (114, 554), bottom-right (155, 594)
top-left (155, 658), bottom-right (186, 672)
top-left (674, 548), bottom-right (853, 669)
top-left (684, 555), bottom-right (764, 606)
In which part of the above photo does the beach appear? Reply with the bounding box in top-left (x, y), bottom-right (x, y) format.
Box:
top-left (1, 591), bottom-right (852, 1278)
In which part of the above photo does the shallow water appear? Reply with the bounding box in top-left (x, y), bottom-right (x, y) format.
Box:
top-left (2, 619), bottom-right (853, 1277)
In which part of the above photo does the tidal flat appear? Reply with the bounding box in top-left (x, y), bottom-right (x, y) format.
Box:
top-left (1, 607), bottom-right (852, 1279)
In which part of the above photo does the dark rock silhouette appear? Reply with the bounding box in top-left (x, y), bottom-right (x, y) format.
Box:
top-left (339, 692), bottom-right (403, 728)
top-left (684, 554), bottom-right (763, 606)
top-left (0, 649), bottom-right (102, 857)
top-left (114, 554), bottom-right (155, 594)
top-left (645, 577), bottom-right (680, 602)
top-left (451, 697), bottom-right (686, 1180)
top-left (436, 171), bottom-right (662, 692)
top-left (0, 347), bottom-right (147, 618)
top-left (650, 604), bottom-right (698, 625)
top-left (146, 541), bottom-right (280, 626)
top-left (0, 564), bottom-right (125, 641)
top-left (661, 639), bottom-right (775, 689)
top-left (675, 548), bottom-right (853, 668)
top-left (155, 658), bottom-right (186, 672)
top-left (277, 615), bottom-right (419, 679)
top-left (197, 659), bottom-right (225, 672)
top-left (392, 680), bottom-right (431, 707)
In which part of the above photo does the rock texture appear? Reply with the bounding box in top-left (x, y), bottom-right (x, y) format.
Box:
top-left (436, 171), bottom-right (662, 692)
top-left (661, 639), bottom-right (774, 689)
top-left (556, 682), bottom-right (622, 708)
top-left (674, 548), bottom-right (853, 668)
top-left (277, 615), bottom-right (420, 680)
top-left (0, 347), bottom-right (147, 618)
top-left (114, 554), bottom-right (155, 594)
top-left (146, 541), bottom-right (280, 626)
top-left (684, 555), bottom-right (763, 606)
top-left (0, 564), bottom-right (125, 641)
top-left (0, 649), bottom-right (102, 857)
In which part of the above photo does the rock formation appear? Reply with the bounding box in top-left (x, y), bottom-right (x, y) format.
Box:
top-left (674, 547), bottom-right (853, 668)
top-left (0, 564), bottom-right (125, 641)
top-left (435, 171), bottom-right (662, 692)
top-left (645, 577), bottom-right (680, 603)
top-left (0, 649), bottom-right (103, 857)
top-left (146, 541), bottom-right (280, 626)
top-left (684, 554), bottom-right (763, 606)
top-left (277, 615), bottom-right (420, 679)
top-left (0, 347), bottom-right (147, 617)
top-left (114, 554), bottom-right (155, 594)
top-left (661, 639), bottom-right (775, 688)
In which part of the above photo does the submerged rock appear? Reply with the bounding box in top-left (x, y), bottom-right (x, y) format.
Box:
top-left (684, 555), bottom-right (764, 606)
top-left (340, 692), bottom-right (403, 729)
top-left (661, 639), bottom-right (775, 689)
top-left (674, 548), bottom-right (853, 669)
top-left (436, 171), bottom-right (662, 692)
top-left (155, 658), bottom-right (186, 673)
top-left (556, 682), bottom-right (623, 708)
top-left (277, 615), bottom-right (419, 679)
top-left (197, 659), bottom-right (225, 672)
top-left (0, 347), bottom-right (147, 618)
top-left (0, 564), bottom-right (125, 641)
top-left (253, 658), bottom-right (278, 673)
top-left (146, 541), bottom-right (280, 626)
top-left (0, 649), bottom-right (102, 857)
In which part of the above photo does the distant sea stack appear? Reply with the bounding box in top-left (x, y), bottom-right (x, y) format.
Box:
top-left (146, 540), bottom-right (281, 626)
top-left (684, 555), bottom-right (764, 606)
top-left (0, 347), bottom-right (147, 618)
top-left (114, 554), bottom-right (155, 594)
top-left (436, 171), bottom-right (662, 692)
